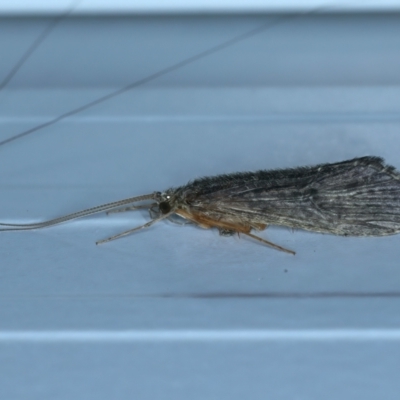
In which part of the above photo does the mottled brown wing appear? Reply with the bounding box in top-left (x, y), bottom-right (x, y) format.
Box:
top-left (186, 157), bottom-right (400, 236)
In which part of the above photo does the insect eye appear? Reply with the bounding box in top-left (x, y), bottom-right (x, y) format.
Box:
top-left (159, 201), bottom-right (171, 214)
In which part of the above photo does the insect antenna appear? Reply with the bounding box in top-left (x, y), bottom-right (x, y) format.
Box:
top-left (0, 0), bottom-right (81, 91)
top-left (244, 232), bottom-right (295, 255)
top-left (0, 7), bottom-right (327, 148)
top-left (106, 203), bottom-right (158, 215)
top-left (0, 193), bottom-right (157, 231)
top-left (96, 210), bottom-right (174, 245)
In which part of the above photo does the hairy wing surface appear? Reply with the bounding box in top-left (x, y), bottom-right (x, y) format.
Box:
top-left (187, 157), bottom-right (400, 236)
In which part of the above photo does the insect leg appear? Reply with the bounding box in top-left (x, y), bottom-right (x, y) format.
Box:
top-left (219, 228), bottom-right (236, 236)
top-left (96, 211), bottom-right (173, 245)
top-left (244, 232), bottom-right (295, 255)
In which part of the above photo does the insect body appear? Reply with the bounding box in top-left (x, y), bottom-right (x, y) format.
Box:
top-left (1, 156), bottom-right (400, 255)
